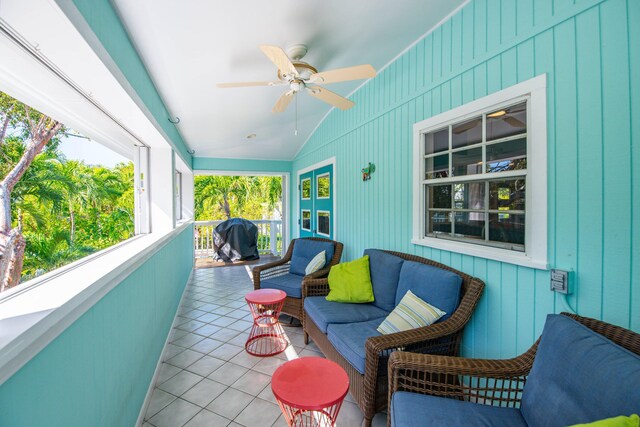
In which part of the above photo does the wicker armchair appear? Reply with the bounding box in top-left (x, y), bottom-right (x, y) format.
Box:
top-left (387, 312), bottom-right (640, 427)
top-left (302, 250), bottom-right (485, 427)
top-left (252, 237), bottom-right (343, 321)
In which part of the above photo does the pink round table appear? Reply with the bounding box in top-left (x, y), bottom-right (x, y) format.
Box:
top-left (244, 289), bottom-right (288, 356)
top-left (272, 357), bottom-right (350, 426)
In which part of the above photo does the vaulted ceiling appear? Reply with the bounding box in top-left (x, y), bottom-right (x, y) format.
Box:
top-left (112, 0), bottom-right (465, 160)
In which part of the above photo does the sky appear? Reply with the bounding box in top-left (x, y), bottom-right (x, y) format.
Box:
top-left (58, 135), bottom-right (130, 168)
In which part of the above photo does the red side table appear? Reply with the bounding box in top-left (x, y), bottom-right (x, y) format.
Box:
top-left (245, 289), bottom-right (288, 356)
top-left (272, 357), bottom-right (350, 426)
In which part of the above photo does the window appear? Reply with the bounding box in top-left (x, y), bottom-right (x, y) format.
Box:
top-left (301, 210), bottom-right (311, 231)
top-left (316, 173), bottom-right (330, 199)
top-left (317, 211), bottom-right (330, 236)
top-left (413, 75), bottom-right (547, 268)
top-left (301, 178), bottom-right (311, 200)
top-left (175, 170), bottom-right (183, 221)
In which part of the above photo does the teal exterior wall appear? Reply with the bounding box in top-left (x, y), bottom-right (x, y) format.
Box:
top-left (63, 0), bottom-right (193, 166)
top-left (194, 157), bottom-right (291, 173)
top-left (0, 225), bottom-right (194, 427)
top-left (291, 0), bottom-right (639, 358)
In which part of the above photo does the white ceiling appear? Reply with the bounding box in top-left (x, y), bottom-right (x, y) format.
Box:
top-left (112, 0), bottom-right (465, 161)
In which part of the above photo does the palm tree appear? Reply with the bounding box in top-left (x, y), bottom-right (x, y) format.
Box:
top-left (195, 175), bottom-right (254, 219)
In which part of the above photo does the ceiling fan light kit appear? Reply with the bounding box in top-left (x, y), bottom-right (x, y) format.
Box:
top-left (217, 44), bottom-right (376, 114)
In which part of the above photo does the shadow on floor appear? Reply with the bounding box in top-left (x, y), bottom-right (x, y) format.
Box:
top-left (195, 254), bottom-right (281, 269)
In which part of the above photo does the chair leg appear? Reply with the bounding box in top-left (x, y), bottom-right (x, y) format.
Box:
top-left (303, 332), bottom-right (309, 345)
top-left (361, 416), bottom-right (373, 427)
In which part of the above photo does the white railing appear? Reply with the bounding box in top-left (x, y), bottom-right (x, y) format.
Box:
top-left (194, 219), bottom-right (283, 258)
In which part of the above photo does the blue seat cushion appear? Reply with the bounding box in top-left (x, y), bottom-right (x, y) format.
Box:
top-left (290, 239), bottom-right (335, 276)
top-left (395, 261), bottom-right (462, 321)
top-left (326, 318), bottom-right (384, 374)
top-left (364, 249), bottom-right (404, 312)
top-left (261, 274), bottom-right (303, 298)
top-left (305, 297), bottom-right (389, 333)
top-left (521, 314), bottom-right (640, 427)
top-left (390, 391), bottom-right (526, 427)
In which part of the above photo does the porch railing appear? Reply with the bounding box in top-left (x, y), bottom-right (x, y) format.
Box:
top-left (194, 220), bottom-right (283, 258)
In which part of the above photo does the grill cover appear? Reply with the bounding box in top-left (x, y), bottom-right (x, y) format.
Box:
top-left (212, 218), bottom-right (260, 262)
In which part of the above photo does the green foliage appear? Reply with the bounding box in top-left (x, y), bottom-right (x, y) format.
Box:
top-left (194, 175), bottom-right (282, 221)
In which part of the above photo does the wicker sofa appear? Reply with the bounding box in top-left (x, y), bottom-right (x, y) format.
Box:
top-left (302, 249), bottom-right (485, 427)
top-left (252, 237), bottom-right (343, 321)
top-left (388, 313), bottom-right (640, 427)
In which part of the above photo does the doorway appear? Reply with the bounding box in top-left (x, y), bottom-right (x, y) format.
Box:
top-left (297, 158), bottom-right (335, 240)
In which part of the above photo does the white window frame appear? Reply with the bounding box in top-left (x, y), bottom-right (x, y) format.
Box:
top-left (316, 210), bottom-right (331, 237)
top-left (301, 177), bottom-right (312, 200)
top-left (301, 209), bottom-right (312, 231)
top-left (316, 172), bottom-right (331, 200)
top-left (412, 74), bottom-right (548, 269)
top-left (175, 170), bottom-right (183, 221)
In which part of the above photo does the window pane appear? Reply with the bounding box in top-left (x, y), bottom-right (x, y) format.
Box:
top-left (489, 179), bottom-right (526, 211)
top-left (302, 210), bottom-right (311, 230)
top-left (427, 211), bottom-right (451, 234)
top-left (488, 213), bottom-right (525, 246)
top-left (424, 128), bottom-right (449, 155)
top-left (427, 185), bottom-right (451, 209)
top-left (487, 102), bottom-right (527, 141)
top-left (454, 212), bottom-right (486, 239)
top-left (425, 154), bottom-right (449, 179)
top-left (452, 148), bottom-right (482, 176)
top-left (453, 182), bottom-right (485, 209)
top-left (317, 174), bottom-right (330, 198)
top-left (452, 117), bottom-right (482, 148)
top-left (302, 179), bottom-right (311, 199)
top-left (486, 138), bottom-right (527, 173)
top-left (317, 211), bottom-right (330, 235)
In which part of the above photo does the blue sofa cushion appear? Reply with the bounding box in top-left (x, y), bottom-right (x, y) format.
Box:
top-left (261, 273), bottom-right (303, 298)
top-left (364, 249), bottom-right (404, 312)
top-left (290, 239), bottom-right (335, 276)
top-left (521, 314), bottom-right (640, 427)
top-left (390, 391), bottom-right (526, 427)
top-left (326, 318), bottom-right (384, 374)
top-left (395, 261), bottom-right (462, 321)
top-left (304, 296), bottom-right (389, 333)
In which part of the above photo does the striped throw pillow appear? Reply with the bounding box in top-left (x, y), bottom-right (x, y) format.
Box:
top-left (305, 250), bottom-right (326, 275)
top-left (377, 290), bottom-right (446, 335)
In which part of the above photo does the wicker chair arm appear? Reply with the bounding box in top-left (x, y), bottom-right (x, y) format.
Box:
top-left (302, 277), bottom-right (330, 297)
top-left (306, 265), bottom-right (332, 279)
top-left (365, 317), bottom-right (460, 354)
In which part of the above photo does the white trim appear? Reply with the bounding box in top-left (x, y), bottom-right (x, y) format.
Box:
top-left (301, 177), bottom-right (312, 200)
top-left (292, 0), bottom-right (471, 160)
top-left (412, 75), bottom-right (548, 270)
top-left (194, 170), bottom-right (289, 176)
top-left (315, 172), bottom-right (331, 200)
top-left (295, 157), bottom-right (337, 240)
top-left (316, 210), bottom-right (331, 237)
top-left (301, 209), bottom-right (312, 232)
top-left (0, 221), bottom-right (193, 385)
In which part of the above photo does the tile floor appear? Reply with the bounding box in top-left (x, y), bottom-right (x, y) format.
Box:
top-left (142, 265), bottom-right (387, 427)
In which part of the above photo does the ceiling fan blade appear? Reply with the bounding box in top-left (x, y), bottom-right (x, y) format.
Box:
top-left (260, 45), bottom-right (299, 76)
top-left (272, 91), bottom-right (295, 113)
top-left (307, 86), bottom-right (354, 110)
top-left (310, 64), bottom-right (376, 84)
top-left (452, 119), bottom-right (481, 134)
top-left (504, 116), bottom-right (526, 128)
top-left (217, 81), bottom-right (284, 88)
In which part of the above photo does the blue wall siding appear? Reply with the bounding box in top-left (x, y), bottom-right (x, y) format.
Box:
top-left (0, 226), bottom-right (194, 426)
top-left (291, 0), bottom-right (639, 357)
top-left (194, 157), bottom-right (291, 173)
top-left (66, 0), bottom-right (193, 166)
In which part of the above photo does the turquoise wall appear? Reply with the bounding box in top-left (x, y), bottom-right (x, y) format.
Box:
top-left (194, 157), bottom-right (291, 173)
top-left (291, 0), bottom-right (639, 358)
top-left (0, 226), bottom-right (194, 426)
top-left (64, 0), bottom-right (193, 166)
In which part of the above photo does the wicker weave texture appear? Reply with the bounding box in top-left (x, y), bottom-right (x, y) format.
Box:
top-left (252, 237), bottom-right (343, 320)
top-left (303, 250), bottom-right (485, 427)
top-left (387, 312), bottom-right (640, 426)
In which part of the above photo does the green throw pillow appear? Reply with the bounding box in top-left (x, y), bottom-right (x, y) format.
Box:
top-left (326, 255), bottom-right (375, 303)
top-left (569, 414), bottom-right (640, 427)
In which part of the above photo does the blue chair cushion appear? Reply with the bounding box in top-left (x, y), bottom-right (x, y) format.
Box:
top-left (364, 249), bottom-right (404, 312)
top-left (395, 261), bottom-right (462, 321)
top-left (260, 273), bottom-right (303, 298)
top-left (390, 391), bottom-right (527, 427)
top-left (326, 318), bottom-right (384, 374)
top-left (290, 239), bottom-right (335, 276)
top-left (521, 314), bottom-right (640, 427)
top-left (304, 297), bottom-right (389, 333)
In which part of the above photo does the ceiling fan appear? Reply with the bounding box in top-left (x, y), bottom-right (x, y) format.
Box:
top-left (217, 44), bottom-right (376, 113)
top-left (453, 104), bottom-right (526, 134)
